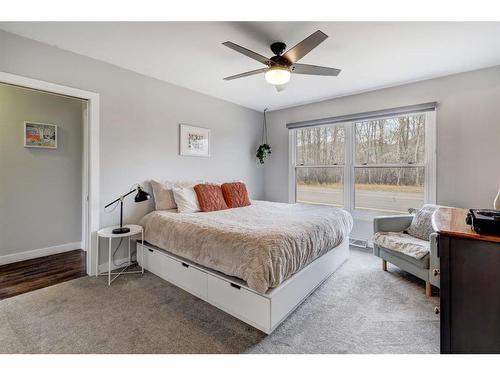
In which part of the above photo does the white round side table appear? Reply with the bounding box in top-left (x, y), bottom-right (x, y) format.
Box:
top-left (96, 224), bottom-right (144, 285)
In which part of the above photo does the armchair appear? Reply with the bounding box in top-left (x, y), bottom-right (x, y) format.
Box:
top-left (373, 214), bottom-right (439, 297)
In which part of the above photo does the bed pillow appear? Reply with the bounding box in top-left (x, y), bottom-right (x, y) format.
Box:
top-left (221, 182), bottom-right (251, 208)
top-left (150, 180), bottom-right (177, 210)
top-left (150, 180), bottom-right (202, 210)
top-left (172, 186), bottom-right (200, 213)
top-left (405, 204), bottom-right (439, 241)
top-left (193, 184), bottom-right (228, 212)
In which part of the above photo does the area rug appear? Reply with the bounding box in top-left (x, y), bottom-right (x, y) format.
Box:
top-left (0, 248), bottom-right (439, 353)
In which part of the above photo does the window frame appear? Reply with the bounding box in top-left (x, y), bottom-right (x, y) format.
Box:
top-left (289, 111), bottom-right (436, 220)
top-left (293, 124), bottom-right (347, 208)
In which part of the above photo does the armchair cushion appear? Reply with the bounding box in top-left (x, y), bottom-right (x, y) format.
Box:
top-left (373, 231), bottom-right (430, 260)
top-left (378, 247), bottom-right (430, 270)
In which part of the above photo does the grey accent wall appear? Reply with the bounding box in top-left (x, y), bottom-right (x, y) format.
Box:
top-left (0, 30), bottom-right (264, 263)
top-left (0, 83), bottom-right (83, 256)
top-left (264, 66), bottom-right (500, 240)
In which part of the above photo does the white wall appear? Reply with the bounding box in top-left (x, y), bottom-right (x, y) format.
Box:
top-left (264, 65), bottom-right (500, 241)
top-left (0, 83), bottom-right (83, 259)
top-left (3, 28), bottom-right (499, 251)
top-left (0, 30), bottom-right (264, 264)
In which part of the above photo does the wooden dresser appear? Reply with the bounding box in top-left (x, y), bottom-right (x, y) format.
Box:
top-left (432, 207), bottom-right (500, 354)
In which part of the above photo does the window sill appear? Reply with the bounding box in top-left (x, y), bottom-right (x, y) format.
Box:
top-left (351, 210), bottom-right (411, 221)
top-left (293, 200), bottom-right (411, 221)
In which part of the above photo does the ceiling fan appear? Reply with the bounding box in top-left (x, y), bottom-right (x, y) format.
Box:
top-left (222, 30), bottom-right (341, 92)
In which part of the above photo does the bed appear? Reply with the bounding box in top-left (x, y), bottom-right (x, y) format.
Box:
top-left (138, 200), bottom-right (353, 333)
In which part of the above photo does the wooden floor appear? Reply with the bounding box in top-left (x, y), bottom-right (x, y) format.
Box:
top-left (0, 250), bottom-right (86, 300)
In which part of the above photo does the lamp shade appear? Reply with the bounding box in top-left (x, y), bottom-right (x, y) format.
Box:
top-left (134, 186), bottom-right (151, 203)
top-left (265, 67), bottom-right (291, 86)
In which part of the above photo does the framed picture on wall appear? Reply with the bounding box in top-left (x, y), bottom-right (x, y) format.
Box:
top-left (179, 124), bottom-right (210, 157)
top-left (24, 121), bottom-right (58, 149)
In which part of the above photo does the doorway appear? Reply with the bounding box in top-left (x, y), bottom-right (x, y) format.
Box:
top-left (0, 82), bottom-right (92, 298)
top-left (0, 71), bottom-right (100, 286)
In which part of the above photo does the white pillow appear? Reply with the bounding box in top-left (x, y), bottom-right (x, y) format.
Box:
top-left (172, 186), bottom-right (200, 213)
top-left (150, 180), bottom-right (201, 210)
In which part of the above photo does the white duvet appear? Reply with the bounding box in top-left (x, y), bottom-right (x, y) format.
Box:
top-left (139, 200), bottom-right (352, 293)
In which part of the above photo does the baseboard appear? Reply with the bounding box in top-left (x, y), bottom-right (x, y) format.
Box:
top-left (0, 242), bottom-right (83, 265)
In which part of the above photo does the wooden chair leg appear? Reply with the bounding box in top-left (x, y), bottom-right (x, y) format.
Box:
top-left (425, 281), bottom-right (432, 297)
top-left (382, 259), bottom-right (387, 271)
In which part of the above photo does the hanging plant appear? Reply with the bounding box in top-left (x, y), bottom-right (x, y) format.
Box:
top-left (256, 143), bottom-right (271, 164)
top-left (256, 108), bottom-right (271, 164)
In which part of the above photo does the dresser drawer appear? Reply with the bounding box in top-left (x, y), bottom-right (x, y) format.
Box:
top-left (207, 275), bottom-right (270, 330)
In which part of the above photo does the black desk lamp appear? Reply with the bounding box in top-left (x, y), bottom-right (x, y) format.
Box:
top-left (105, 185), bottom-right (151, 234)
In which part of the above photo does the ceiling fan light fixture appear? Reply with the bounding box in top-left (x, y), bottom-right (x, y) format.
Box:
top-left (265, 66), bottom-right (291, 86)
top-left (222, 31), bottom-right (341, 86)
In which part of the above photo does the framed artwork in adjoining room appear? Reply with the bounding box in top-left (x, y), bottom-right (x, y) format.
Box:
top-left (179, 124), bottom-right (210, 157)
top-left (24, 121), bottom-right (58, 149)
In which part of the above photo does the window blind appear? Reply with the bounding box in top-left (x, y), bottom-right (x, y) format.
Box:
top-left (286, 102), bottom-right (437, 130)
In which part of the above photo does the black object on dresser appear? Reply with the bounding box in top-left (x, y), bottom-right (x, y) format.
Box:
top-left (433, 207), bottom-right (500, 354)
top-left (465, 209), bottom-right (500, 235)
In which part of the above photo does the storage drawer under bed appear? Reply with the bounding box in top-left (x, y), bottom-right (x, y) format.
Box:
top-left (206, 274), bottom-right (270, 331)
top-left (139, 240), bottom-right (349, 334)
top-left (140, 242), bottom-right (271, 331)
top-left (142, 246), bottom-right (207, 299)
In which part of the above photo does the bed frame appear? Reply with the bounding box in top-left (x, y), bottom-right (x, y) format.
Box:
top-left (137, 239), bottom-right (349, 334)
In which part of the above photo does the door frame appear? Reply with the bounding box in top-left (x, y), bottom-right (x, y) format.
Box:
top-left (0, 71), bottom-right (100, 275)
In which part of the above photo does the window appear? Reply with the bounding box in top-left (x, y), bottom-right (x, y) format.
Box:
top-left (291, 109), bottom-right (435, 216)
top-left (354, 114), bottom-right (426, 213)
top-left (295, 126), bottom-right (345, 207)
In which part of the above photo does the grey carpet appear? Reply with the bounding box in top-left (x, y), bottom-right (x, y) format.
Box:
top-left (0, 248), bottom-right (439, 353)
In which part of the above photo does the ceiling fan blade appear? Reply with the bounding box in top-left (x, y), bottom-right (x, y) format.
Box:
top-left (283, 30), bottom-right (328, 64)
top-left (291, 63), bottom-right (341, 76)
top-left (222, 41), bottom-right (271, 66)
top-left (275, 84), bottom-right (287, 93)
top-left (223, 68), bottom-right (269, 81)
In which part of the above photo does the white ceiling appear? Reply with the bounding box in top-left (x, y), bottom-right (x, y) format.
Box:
top-left (1, 22), bottom-right (500, 111)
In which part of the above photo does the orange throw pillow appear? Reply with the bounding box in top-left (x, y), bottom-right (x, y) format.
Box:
top-left (193, 184), bottom-right (228, 212)
top-left (221, 182), bottom-right (251, 208)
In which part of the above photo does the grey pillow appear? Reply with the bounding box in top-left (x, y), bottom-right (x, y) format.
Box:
top-left (150, 180), bottom-right (177, 210)
top-left (405, 204), bottom-right (439, 241)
